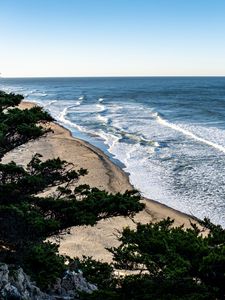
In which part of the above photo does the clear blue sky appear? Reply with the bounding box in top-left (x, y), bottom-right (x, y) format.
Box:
top-left (1, 0), bottom-right (225, 77)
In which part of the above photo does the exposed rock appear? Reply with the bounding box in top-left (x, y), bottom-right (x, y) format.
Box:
top-left (51, 269), bottom-right (97, 299)
top-left (0, 263), bottom-right (97, 300)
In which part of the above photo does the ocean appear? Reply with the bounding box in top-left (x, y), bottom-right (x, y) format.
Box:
top-left (1, 76), bottom-right (225, 226)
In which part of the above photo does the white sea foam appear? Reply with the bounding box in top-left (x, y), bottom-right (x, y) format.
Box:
top-left (57, 107), bottom-right (87, 132)
top-left (69, 103), bottom-right (102, 113)
top-left (35, 92), bottom-right (47, 96)
top-left (96, 103), bottom-right (105, 112)
top-left (98, 98), bottom-right (104, 102)
top-left (96, 130), bottom-right (120, 152)
top-left (96, 114), bottom-right (108, 124)
top-left (151, 112), bottom-right (159, 118)
top-left (156, 115), bottom-right (225, 154)
top-left (29, 90), bottom-right (38, 94)
top-left (58, 107), bottom-right (68, 122)
top-left (66, 101), bottom-right (82, 109)
top-left (44, 100), bottom-right (57, 107)
top-left (108, 104), bottom-right (123, 113)
top-left (105, 138), bottom-right (190, 211)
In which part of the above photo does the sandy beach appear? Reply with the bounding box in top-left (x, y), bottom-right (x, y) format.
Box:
top-left (2, 101), bottom-right (197, 262)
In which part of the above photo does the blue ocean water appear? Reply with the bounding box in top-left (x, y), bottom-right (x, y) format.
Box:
top-left (1, 77), bottom-right (225, 226)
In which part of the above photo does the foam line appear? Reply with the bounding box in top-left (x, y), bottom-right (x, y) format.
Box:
top-left (58, 107), bottom-right (86, 132)
top-left (156, 115), bottom-right (225, 154)
top-left (44, 100), bottom-right (57, 107)
top-left (96, 103), bottom-right (105, 112)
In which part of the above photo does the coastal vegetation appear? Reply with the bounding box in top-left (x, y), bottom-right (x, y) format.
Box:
top-left (0, 91), bottom-right (225, 299)
top-left (80, 218), bottom-right (225, 299)
top-left (0, 91), bottom-right (143, 290)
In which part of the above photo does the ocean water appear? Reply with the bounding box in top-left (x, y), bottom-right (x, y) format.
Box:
top-left (1, 77), bottom-right (225, 226)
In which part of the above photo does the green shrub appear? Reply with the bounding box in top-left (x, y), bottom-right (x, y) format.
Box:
top-left (23, 242), bottom-right (65, 289)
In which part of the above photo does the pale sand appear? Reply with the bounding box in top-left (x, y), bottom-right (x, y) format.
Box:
top-left (2, 101), bottom-right (197, 262)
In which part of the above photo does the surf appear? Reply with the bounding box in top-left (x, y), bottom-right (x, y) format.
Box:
top-left (156, 114), bottom-right (225, 154)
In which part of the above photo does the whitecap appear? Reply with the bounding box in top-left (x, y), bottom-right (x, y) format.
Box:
top-left (96, 114), bottom-right (108, 124)
top-left (156, 115), bottom-right (225, 154)
top-left (57, 107), bottom-right (87, 133)
top-left (96, 103), bottom-right (105, 112)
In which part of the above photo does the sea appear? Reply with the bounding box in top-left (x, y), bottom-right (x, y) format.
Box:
top-left (1, 77), bottom-right (225, 226)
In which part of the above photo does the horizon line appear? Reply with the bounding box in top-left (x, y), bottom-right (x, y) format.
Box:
top-left (1, 75), bottom-right (225, 79)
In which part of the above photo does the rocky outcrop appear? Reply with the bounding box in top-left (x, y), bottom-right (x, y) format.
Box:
top-left (0, 263), bottom-right (97, 300)
top-left (50, 269), bottom-right (98, 299)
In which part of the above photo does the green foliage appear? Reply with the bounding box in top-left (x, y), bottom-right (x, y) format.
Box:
top-left (23, 242), bottom-right (66, 289)
top-left (0, 92), bottom-right (53, 158)
top-left (79, 289), bottom-right (120, 300)
top-left (99, 219), bottom-right (223, 299)
top-left (80, 218), bottom-right (225, 299)
top-left (0, 154), bottom-right (84, 204)
top-left (78, 256), bottom-right (115, 289)
top-left (117, 274), bottom-right (212, 300)
top-left (0, 91), bottom-right (23, 110)
top-left (0, 155), bottom-right (143, 278)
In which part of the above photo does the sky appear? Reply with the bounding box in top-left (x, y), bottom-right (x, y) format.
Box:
top-left (0, 0), bottom-right (225, 77)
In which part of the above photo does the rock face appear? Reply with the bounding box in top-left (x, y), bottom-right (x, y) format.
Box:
top-left (51, 269), bottom-right (98, 299)
top-left (0, 263), bottom-right (46, 300)
top-left (0, 263), bottom-right (97, 300)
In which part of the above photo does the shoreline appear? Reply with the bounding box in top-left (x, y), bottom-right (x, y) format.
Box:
top-left (2, 100), bottom-right (197, 262)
